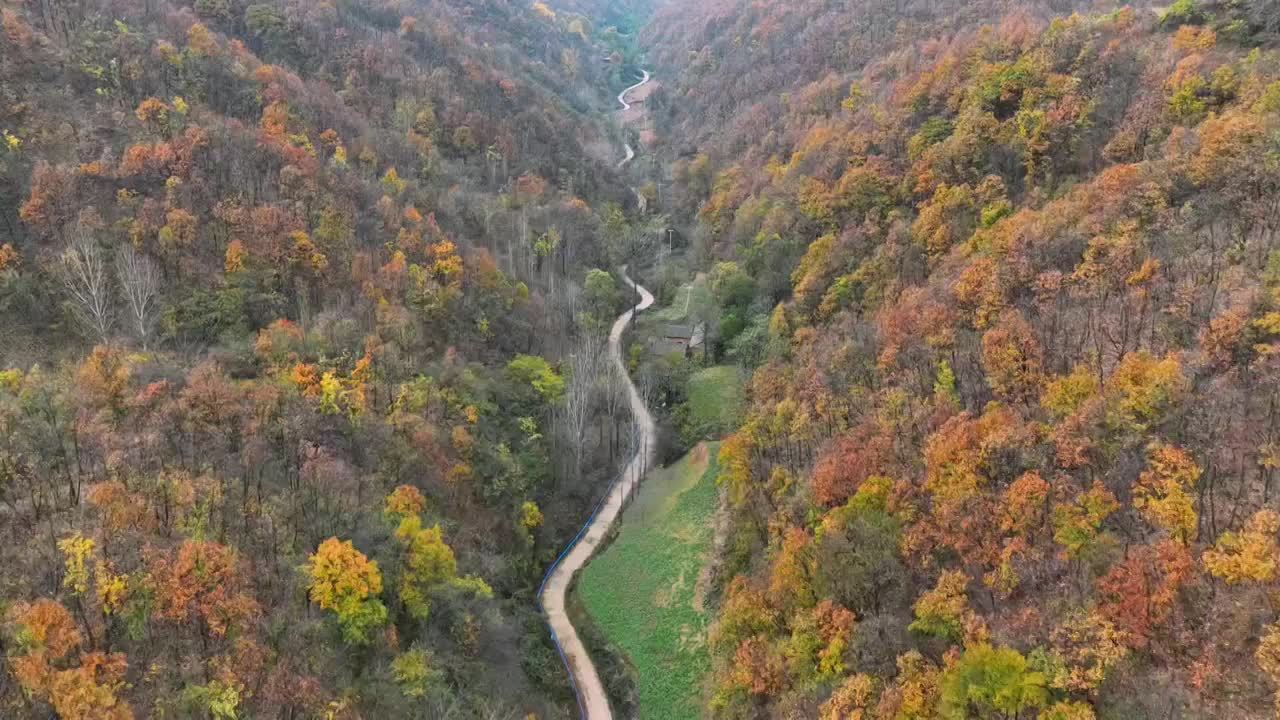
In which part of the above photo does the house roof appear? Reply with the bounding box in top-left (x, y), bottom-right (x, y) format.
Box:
top-left (662, 323), bottom-right (706, 344)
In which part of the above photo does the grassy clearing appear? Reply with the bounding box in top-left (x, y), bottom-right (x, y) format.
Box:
top-left (686, 366), bottom-right (744, 438)
top-left (578, 443), bottom-right (721, 719)
top-left (650, 275), bottom-right (711, 325)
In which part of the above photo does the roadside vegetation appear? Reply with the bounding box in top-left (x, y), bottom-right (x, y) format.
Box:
top-left (578, 442), bottom-right (721, 720)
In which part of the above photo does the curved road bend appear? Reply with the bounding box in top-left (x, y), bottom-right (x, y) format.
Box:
top-left (617, 69), bottom-right (651, 110)
top-left (539, 270), bottom-right (656, 720)
top-left (617, 70), bottom-right (651, 168)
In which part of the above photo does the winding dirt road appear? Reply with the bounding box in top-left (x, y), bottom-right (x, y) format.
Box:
top-left (617, 70), bottom-right (650, 168)
top-left (537, 72), bottom-right (657, 720)
top-left (539, 270), bottom-right (655, 720)
top-left (617, 69), bottom-right (651, 111)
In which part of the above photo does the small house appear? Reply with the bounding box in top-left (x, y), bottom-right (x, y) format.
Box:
top-left (655, 323), bottom-right (706, 358)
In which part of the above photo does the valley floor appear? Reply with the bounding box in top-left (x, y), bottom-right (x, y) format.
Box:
top-left (578, 442), bottom-right (721, 720)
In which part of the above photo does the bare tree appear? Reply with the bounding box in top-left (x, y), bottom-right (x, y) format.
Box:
top-left (636, 371), bottom-right (656, 482)
top-left (626, 393), bottom-right (649, 504)
top-left (61, 214), bottom-right (113, 342)
top-left (601, 357), bottom-right (626, 463)
top-left (560, 332), bottom-right (606, 482)
top-left (115, 244), bottom-right (160, 349)
top-left (546, 284), bottom-right (578, 357)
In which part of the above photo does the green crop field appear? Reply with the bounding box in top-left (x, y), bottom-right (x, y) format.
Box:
top-left (578, 443), bottom-right (721, 719)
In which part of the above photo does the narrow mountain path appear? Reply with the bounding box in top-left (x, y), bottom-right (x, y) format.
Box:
top-left (617, 69), bottom-right (651, 111)
top-left (539, 270), bottom-right (655, 720)
top-left (537, 71), bottom-right (657, 720)
top-left (617, 70), bottom-right (650, 168)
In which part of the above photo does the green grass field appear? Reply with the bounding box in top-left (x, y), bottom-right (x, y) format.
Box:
top-left (650, 275), bottom-right (711, 325)
top-left (578, 443), bottom-right (721, 719)
top-left (686, 366), bottom-right (744, 438)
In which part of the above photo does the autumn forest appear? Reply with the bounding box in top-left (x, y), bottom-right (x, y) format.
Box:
top-left (3, 0), bottom-right (1280, 717)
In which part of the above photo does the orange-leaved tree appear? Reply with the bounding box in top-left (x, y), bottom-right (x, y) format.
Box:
top-left (4, 598), bottom-right (132, 719)
top-left (148, 539), bottom-right (260, 639)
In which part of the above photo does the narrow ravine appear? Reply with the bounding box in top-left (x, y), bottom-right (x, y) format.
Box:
top-left (537, 73), bottom-right (657, 720)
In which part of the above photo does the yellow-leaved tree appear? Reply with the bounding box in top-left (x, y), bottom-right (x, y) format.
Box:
top-left (303, 537), bottom-right (387, 644)
top-left (1133, 444), bottom-right (1199, 544)
top-left (58, 533), bottom-right (95, 595)
top-left (1258, 622), bottom-right (1280, 718)
top-left (393, 515), bottom-right (492, 620)
top-left (384, 488), bottom-right (491, 621)
top-left (909, 569), bottom-right (975, 643)
top-left (1203, 508), bottom-right (1280, 584)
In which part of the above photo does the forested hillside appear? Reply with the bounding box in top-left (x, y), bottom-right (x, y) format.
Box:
top-left (0, 0), bottom-right (655, 717)
top-left (11, 0), bottom-right (1280, 716)
top-left (642, 0), bottom-right (1280, 717)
